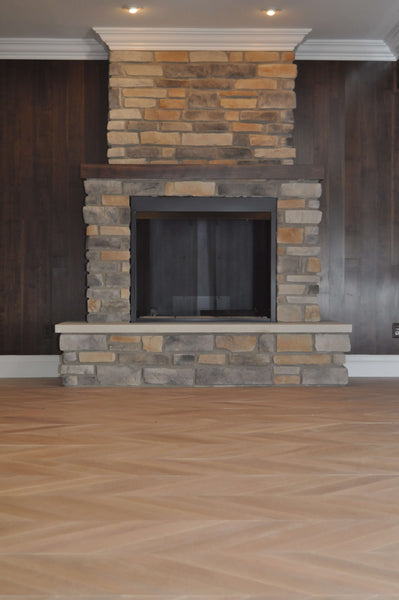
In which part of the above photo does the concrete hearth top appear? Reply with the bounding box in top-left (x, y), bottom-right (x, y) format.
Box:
top-left (55, 322), bottom-right (352, 334)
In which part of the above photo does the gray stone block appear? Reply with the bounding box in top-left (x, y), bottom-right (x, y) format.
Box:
top-left (60, 334), bottom-right (108, 352)
top-left (84, 179), bottom-right (122, 195)
top-left (280, 183), bottom-right (322, 199)
top-left (195, 366), bottom-right (272, 386)
top-left (315, 334), bottom-right (351, 352)
top-left (122, 181), bottom-right (166, 196)
top-left (104, 273), bottom-right (131, 287)
top-left (302, 366), bottom-right (349, 386)
top-left (75, 375), bottom-right (99, 386)
top-left (60, 365), bottom-right (96, 375)
top-left (143, 368), bottom-right (194, 386)
top-left (119, 353), bottom-right (169, 366)
top-left (87, 273), bottom-right (104, 286)
top-left (164, 335), bottom-right (214, 352)
top-left (62, 375), bottom-right (78, 386)
top-left (173, 354), bottom-right (196, 365)
top-left (87, 261), bottom-right (121, 273)
top-left (87, 237), bottom-right (129, 250)
top-left (87, 288), bottom-right (121, 300)
top-left (97, 365), bottom-right (141, 386)
top-left (259, 334), bottom-right (275, 352)
top-left (83, 206), bottom-right (119, 225)
top-left (87, 312), bottom-right (130, 323)
top-left (63, 352), bottom-right (77, 363)
top-left (216, 182), bottom-right (278, 197)
top-left (228, 353), bottom-right (271, 366)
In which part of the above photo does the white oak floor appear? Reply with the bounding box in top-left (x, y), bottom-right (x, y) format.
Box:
top-left (0, 378), bottom-right (398, 599)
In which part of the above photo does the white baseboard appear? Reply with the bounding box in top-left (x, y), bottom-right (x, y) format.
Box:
top-left (0, 355), bottom-right (397, 379)
top-left (0, 356), bottom-right (60, 378)
top-left (345, 355), bottom-right (399, 378)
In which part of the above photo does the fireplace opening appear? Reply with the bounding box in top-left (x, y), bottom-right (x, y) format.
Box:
top-left (131, 197), bottom-right (276, 322)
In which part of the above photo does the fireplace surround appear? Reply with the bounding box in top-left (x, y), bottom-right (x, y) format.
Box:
top-left (55, 164), bottom-right (352, 386)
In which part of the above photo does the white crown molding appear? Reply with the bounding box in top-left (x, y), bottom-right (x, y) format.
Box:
top-left (345, 355), bottom-right (399, 378)
top-left (296, 39), bottom-right (397, 61)
top-left (93, 27), bottom-right (312, 51)
top-left (385, 24), bottom-right (399, 58)
top-left (0, 356), bottom-right (60, 378)
top-left (0, 38), bottom-right (108, 60)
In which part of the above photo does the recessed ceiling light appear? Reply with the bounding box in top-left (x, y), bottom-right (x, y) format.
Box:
top-left (127, 6), bottom-right (140, 14)
top-left (263, 8), bottom-right (281, 16)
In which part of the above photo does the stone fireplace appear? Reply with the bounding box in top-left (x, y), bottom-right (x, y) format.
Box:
top-left (55, 34), bottom-right (351, 386)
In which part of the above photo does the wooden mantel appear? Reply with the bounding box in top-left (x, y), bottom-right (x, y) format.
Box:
top-left (81, 164), bottom-right (324, 181)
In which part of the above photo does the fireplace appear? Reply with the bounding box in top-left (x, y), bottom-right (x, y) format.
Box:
top-left (132, 196), bottom-right (276, 321)
top-left (55, 37), bottom-right (352, 386)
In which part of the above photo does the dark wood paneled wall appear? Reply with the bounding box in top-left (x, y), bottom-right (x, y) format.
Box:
top-left (0, 61), bottom-right (108, 354)
top-left (1, 59), bottom-right (398, 354)
top-left (295, 61), bottom-right (399, 354)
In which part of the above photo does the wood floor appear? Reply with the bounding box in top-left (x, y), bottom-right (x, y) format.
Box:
top-left (0, 378), bottom-right (399, 599)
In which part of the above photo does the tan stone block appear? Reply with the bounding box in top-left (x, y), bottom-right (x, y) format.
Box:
top-left (110, 51), bottom-right (154, 62)
top-left (79, 352), bottom-right (115, 363)
top-left (234, 79), bottom-right (278, 90)
top-left (229, 51), bottom-right (243, 61)
top-left (159, 99), bottom-right (186, 109)
top-left (307, 257), bottom-right (321, 273)
top-left (142, 335), bottom-right (163, 352)
top-left (254, 148), bottom-right (296, 159)
top-left (305, 305), bottom-right (321, 322)
top-left (162, 147), bottom-right (176, 158)
top-left (220, 98), bottom-right (257, 109)
top-left (274, 354), bottom-right (331, 365)
top-left (99, 226), bottom-right (130, 236)
top-left (274, 375), bottom-right (300, 385)
top-left (225, 111), bottom-right (240, 121)
top-left (121, 263), bottom-right (130, 272)
top-left (107, 121), bottom-right (125, 131)
top-left (124, 98), bottom-right (156, 108)
top-left (216, 335), bottom-right (257, 352)
top-left (124, 64), bottom-right (163, 76)
top-left (109, 335), bottom-right (140, 343)
top-left (140, 131), bottom-right (180, 145)
top-left (86, 225), bottom-right (99, 236)
top-left (189, 51), bottom-right (228, 62)
top-left (232, 122), bottom-right (263, 132)
top-left (285, 210), bottom-right (322, 224)
top-left (220, 90), bottom-right (258, 97)
top-left (182, 133), bottom-right (233, 146)
top-left (102, 195), bottom-right (129, 206)
top-left (165, 181), bottom-right (216, 196)
top-left (258, 64), bottom-right (297, 78)
top-left (87, 299), bottom-right (100, 313)
top-left (245, 51), bottom-right (280, 62)
top-left (123, 88), bottom-right (167, 98)
top-left (277, 304), bottom-right (303, 322)
top-left (278, 199), bottom-right (306, 209)
top-left (282, 52), bottom-right (295, 62)
top-left (110, 77), bottom-right (156, 88)
top-left (154, 51), bottom-right (189, 62)
top-left (161, 122), bottom-right (192, 131)
top-left (109, 109), bottom-right (141, 120)
top-left (120, 288), bottom-right (130, 299)
top-left (198, 354), bottom-right (226, 365)
top-left (101, 251), bottom-right (130, 261)
top-left (278, 284), bottom-right (306, 295)
top-left (144, 109), bottom-right (181, 120)
top-left (277, 334), bottom-right (313, 353)
top-left (168, 89), bottom-right (187, 97)
top-left (107, 132), bottom-right (139, 145)
top-left (249, 134), bottom-right (277, 146)
top-left (107, 147), bottom-right (125, 158)
top-left (277, 227), bottom-right (304, 244)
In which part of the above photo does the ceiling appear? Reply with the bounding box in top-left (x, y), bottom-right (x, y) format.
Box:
top-left (0, 0), bottom-right (398, 59)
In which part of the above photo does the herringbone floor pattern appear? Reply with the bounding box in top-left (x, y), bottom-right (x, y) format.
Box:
top-left (0, 378), bottom-right (398, 598)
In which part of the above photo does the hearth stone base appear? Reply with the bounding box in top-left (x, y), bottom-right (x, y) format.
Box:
top-left (55, 322), bottom-right (352, 387)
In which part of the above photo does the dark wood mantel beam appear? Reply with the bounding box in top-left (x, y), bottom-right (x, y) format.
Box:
top-left (81, 164), bottom-right (324, 181)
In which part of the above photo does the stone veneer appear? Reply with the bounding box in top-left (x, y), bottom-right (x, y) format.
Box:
top-left (56, 323), bottom-right (351, 387)
top-left (82, 166), bottom-right (323, 324)
top-left (55, 165), bottom-right (352, 386)
top-left (107, 50), bottom-right (297, 165)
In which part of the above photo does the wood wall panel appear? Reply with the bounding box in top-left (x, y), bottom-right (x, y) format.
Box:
top-left (295, 61), bottom-right (399, 354)
top-left (0, 61), bottom-right (108, 354)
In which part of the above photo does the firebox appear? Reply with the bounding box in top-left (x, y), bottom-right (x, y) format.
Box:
top-left (131, 197), bottom-right (277, 322)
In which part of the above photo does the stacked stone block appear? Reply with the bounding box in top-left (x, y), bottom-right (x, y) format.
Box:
top-left (83, 176), bottom-right (322, 324)
top-left (59, 331), bottom-right (350, 387)
top-left (107, 50), bottom-right (297, 165)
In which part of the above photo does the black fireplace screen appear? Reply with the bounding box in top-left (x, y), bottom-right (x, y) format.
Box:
top-left (131, 197), bottom-right (276, 321)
